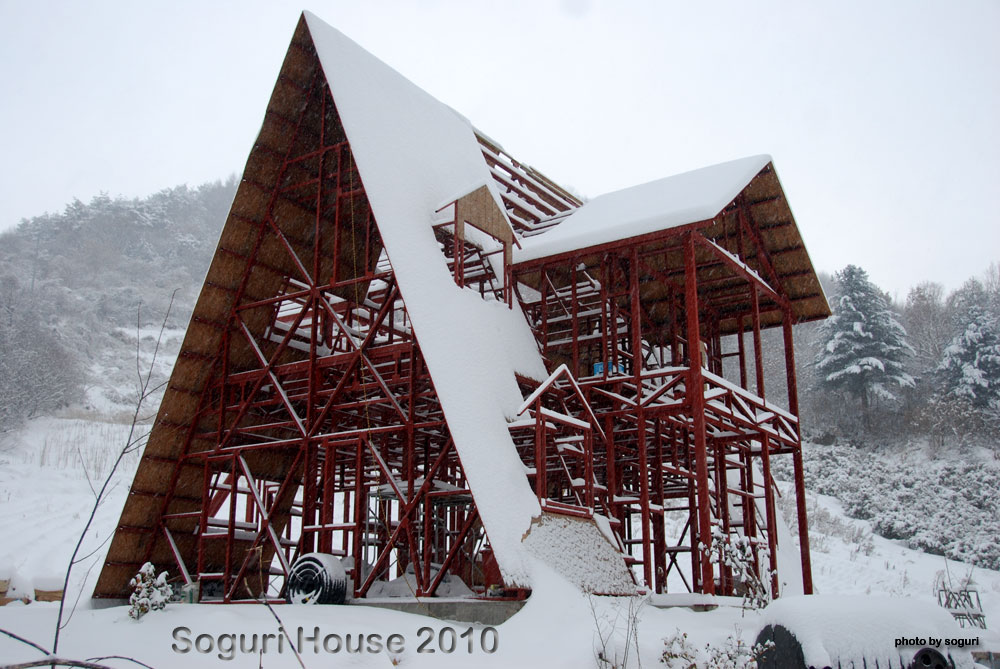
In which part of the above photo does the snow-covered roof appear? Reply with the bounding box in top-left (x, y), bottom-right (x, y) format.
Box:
top-left (515, 155), bottom-right (771, 263)
top-left (511, 153), bottom-right (831, 333)
top-left (305, 13), bottom-right (631, 590)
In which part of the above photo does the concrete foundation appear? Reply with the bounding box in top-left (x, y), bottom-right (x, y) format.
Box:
top-left (352, 598), bottom-right (526, 625)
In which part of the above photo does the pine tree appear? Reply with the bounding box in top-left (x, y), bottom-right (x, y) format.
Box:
top-left (946, 278), bottom-right (992, 330)
top-left (128, 562), bottom-right (172, 620)
top-left (814, 265), bottom-right (914, 426)
top-left (937, 305), bottom-right (1000, 410)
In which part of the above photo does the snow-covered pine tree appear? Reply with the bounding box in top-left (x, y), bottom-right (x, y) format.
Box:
top-left (128, 562), bottom-right (172, 620)
top-left (946, 278), bottom-right (994, 331)
top-left (814, 265), bottom-right (914, 427)
top-left (937, 305), bottom-right (1000, 410)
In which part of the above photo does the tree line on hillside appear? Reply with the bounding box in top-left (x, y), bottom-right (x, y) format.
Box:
top-left (803, 263), bottom-right (1000, 451)
top-left (0, 178), bottom-right (237, 431)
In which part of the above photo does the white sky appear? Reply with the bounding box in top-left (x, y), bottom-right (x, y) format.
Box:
top-left (1, 0), bottom-right (997, 298)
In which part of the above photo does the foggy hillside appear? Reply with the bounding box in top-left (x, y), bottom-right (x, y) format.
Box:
top-left (0, 178), bottom-right (237, 426)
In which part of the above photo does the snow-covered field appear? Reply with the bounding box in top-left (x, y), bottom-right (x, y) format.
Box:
top-left (1, 416), bottom-right (997, 667)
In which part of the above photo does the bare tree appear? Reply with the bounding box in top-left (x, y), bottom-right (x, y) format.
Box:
top-left (903, 282), bottom-right (950, 375)
top-left (52, 295), bottom-right (175, 654)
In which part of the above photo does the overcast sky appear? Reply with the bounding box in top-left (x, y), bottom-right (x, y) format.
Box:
top-left (1, 0), bottom-right (997, 298)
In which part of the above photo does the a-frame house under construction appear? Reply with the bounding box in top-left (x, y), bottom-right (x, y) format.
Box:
top-left (95, 12), bottom-right (830, 604)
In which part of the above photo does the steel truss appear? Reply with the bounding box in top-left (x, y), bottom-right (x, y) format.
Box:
top-left (96, 17), bottom-right (820, 607)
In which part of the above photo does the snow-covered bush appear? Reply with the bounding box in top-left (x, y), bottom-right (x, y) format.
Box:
top-left (777, 493), bottom-right (875, 556)
top-left (128, 562), bottom-right (171, 620)
top-left (772, 442), bottom-right (1000, 570)
top-left (703, 520), bottom-right (772, 609)
top-left (591, 595), bottom-right (643, 669)
top-left (660, 629), bottom-right (697, 668)
top-left (661, 626), bottom-right (773, 668)
top-left (705, 628), bottom-right (773, 669)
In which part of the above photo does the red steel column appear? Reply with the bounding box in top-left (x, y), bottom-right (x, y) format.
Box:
top-left (751, 285), bottom-right (765, 400)
top-left (737, 317), bottom-right (747, 390)
top-left (630, 247), bottom-right (653, 588)
top-left (652, 418), bottom-right (667, 593)
top-left (759, 432), bottom-right (779, 595)
top-left (352, 437), bottom-right (365, 596)
top-left (571, 264), bottom-right (580, 375)
top-left (535, 400), bottom-right (546, 502)
top-left (783, 309), bottom-right (814, 594)
top-left (604, 414), bottom-right (621, 528)
top-left (684, 232), bottom-right (714, 594)
top-left (752, 284), bottom-right (779, 593)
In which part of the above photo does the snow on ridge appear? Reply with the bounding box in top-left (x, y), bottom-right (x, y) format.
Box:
top-left (514, 154), bottom-right (771, 263)
top-left (303, 12), bottom-right (549, 586)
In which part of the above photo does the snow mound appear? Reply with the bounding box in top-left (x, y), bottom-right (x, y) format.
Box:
top-left (522, 513), bottom-right (636, 595)
top-left (759, 595), bottom-right (976, 668)
top-left (366, 566), bottom-right (473, 600)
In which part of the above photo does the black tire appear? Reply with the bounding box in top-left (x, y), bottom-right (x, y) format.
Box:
top-left (908, 647), bottom-right (952, 669)
top-left (755, 624), bottom-right (807, 669)
top-left (286, 553), bottom-right (347, 605)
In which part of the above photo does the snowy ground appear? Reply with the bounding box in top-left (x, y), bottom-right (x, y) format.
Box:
top-left (0, 417), bottom-right (140, 598)
top-left (1, 416), bottom-right (997, 667)
top-left (787, 487), bottom-right (1000, 611)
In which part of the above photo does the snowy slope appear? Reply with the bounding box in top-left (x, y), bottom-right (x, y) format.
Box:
top-left (0, 418), bottom-right (140, 601)
top-left (1, 416), bottom-right (996, 667)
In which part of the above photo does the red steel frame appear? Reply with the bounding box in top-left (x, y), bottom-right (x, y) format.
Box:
top-left (511, 216), bottom-right (814, 597)
top-left (141, 76), bottom-right (502, 602)
top-left (141, 58), bottom-right (812, 602)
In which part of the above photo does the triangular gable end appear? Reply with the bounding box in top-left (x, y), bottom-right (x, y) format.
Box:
top-left (514, 158), bottom-right (830, 334)
top-left (95, 13), bottom-right (634, 602)
top-left (94, 14), bottom-right (399, 600)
